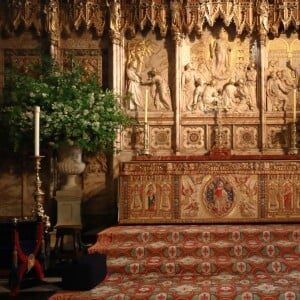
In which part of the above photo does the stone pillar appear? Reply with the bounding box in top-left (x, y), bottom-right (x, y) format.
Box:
top-left (173, 33), bottom-right (183, 155)
top-left (110, 32), bottom-right (124, 94)
top-left (109, 31), bottom-right (125, 157)
top-left (258, 33), bottom-right (267, 153)
top-left (56, 189), bottom-right (82, 226)
top-left (109, 32), bottom-right (125, 218)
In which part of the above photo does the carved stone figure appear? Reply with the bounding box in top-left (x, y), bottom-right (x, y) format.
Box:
top-left (257, 0), bottom-right (269, 33)
top-left (267, 60), bottom-right (279, 77)
top-left (234, 79), bottom-right (254, 112)
top-left (266, 70), bottom-right (290, 111)
top-left (127, 39), bottom-right (154, 74)
top-left (245, 63), bottom-right (257, 109)
top-left (144, 69), bottom-right (171, 111)
top-left (181, 63), bottom-right (196, 111)
top-left (45, 0), bottom-right (59, 41)
top-left (222, 79), bottom-right (236, 110)
top-left (197, 62), bottom-right (212, 84)
top-left (234, 63), bottom-right (246, 83)
top-left (192, 78), bottom-right (206, 111)
top-left (126, 61), bottom-right (143, 110)
top-left (202, 80), bottom-right (219, 112)
top-left (286, 60), bottom-right (300, 90)
top-left (212, 28), bottom-right (231, 76)
top-left (170, 0), bottom-right (183, 33)
top-left (107, 0), bottom-right (121, 33)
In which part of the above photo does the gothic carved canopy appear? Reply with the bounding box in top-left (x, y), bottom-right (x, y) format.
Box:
top-left (0, 1), bottom-right (299, 40)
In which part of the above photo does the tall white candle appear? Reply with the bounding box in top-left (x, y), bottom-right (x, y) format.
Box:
top-left (34, 106), bottom-right (40, 156)
top-left (293, 88), bottom-right (297, 123)
top-left (144, 89), bottom-right (149, 123)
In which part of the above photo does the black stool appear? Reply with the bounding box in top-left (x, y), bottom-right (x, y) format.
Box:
top-left (54, 225), bottom-right (83, 260)
top-left (60, 253), bottom-right (107, 290)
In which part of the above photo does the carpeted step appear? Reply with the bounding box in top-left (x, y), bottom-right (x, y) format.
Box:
top-left (106, 254), bottom-right (300, 275)
top-left (48, 271), bottom-right (300, 300)
top-left (50, 224), bottom-right (300, 299)
top-left (105, 239), bottom-right (299, 260)
top-left (89, 224), bottom-right (300, 254)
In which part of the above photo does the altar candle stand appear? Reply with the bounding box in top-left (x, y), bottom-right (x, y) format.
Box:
top-left (32, 107), bottom-right (49, 227)
top-left (144, 89), bottom-right (148, 124)
top-left (289, 89), bottom-right (298, 155)
top-left (142, 90), bottom-right (151, 155)
top-left (34, 106), bottom-right (40, 157)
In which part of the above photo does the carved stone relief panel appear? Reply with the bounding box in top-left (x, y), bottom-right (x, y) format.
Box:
top-left (181, 28), bottom-right (255, 115)
top-left (150, 126), bottom-right (172, 151)
top-left (210, 125), bottom-right (232, 150)
top-left (125, 33), bottom-right (172, 113)
top-left (235, 126), bottom-right (259, 150)
top-left (182, 126), bottom-right (206, 152)
top-left (266, 35), bottom-right (300, 117)
top-left (122, 124), bottom-right (174, 154)
top-left (266, 125), bottom-right (289, 151)
top-left (122, 126), bottom-right (145, 152)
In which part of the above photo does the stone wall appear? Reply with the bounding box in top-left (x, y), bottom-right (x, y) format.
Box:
top-left (0, 1), bottom-right (299, 228)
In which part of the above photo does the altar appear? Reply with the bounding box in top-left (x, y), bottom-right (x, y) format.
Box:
top-left (118, 155), bottom-right (300, 224)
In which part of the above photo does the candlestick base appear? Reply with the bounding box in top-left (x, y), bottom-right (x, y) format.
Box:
top-left (288, 122), bottom-right (298, 155)
top-left (32, 156), bottom-right (51, 231)
top-left (288, 147), bottom-right (298, 155)
top-left (139, 148), bottom-right (152, 156)
top-left (139, 122), bottom-right (151, 156)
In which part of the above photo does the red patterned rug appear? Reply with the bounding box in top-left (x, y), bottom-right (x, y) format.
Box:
top-left (50, 224), bottom-right (300, 299)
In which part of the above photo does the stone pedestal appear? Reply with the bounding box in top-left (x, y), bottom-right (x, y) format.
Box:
top-left (56, 187), bottom-right (82, 226)
top-left (56, 145), bottom-right (85, 227)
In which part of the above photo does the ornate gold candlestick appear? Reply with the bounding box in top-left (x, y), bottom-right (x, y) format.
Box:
top-left (32, 155), bottom-right (45, 219)
top-left (32, 155), bottom-right (50, 231)
top-left (215, 103), bottom-right (224, 148)
top-left (213, 96), bottom-right (228, 149)
top-left (288, 122), bottom-right (298, 155)
top-left (140, 122), bottom-right (151, 156)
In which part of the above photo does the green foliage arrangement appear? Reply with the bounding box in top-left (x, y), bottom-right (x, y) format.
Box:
top-left (0, 57), bottom-right (134, 154)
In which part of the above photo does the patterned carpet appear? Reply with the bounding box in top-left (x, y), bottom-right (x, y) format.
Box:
top-left (50, 224), bottom-right (300, 299)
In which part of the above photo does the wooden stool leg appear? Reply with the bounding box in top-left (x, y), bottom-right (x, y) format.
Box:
top-left (54, 226), bottom-right (83, 260)
top-left (54, 233), bottom-right (60, 256)
top-left (60, 235), bottom-right (64, 252)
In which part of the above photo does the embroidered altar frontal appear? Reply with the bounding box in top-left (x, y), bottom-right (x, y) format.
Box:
top-left (118, 157), bottom-right (300, 224)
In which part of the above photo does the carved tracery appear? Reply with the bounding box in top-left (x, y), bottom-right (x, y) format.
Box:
top-left (0, 1), bottom-right (298, 38)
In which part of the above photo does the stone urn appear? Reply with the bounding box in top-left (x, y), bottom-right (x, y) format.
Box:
top-left (57, 144), bottom-right (86, 190)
